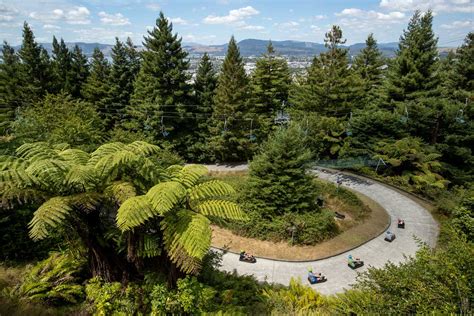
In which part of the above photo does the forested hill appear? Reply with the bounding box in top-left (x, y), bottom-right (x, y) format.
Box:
top-left (14, 39), bottom-right (450, 57)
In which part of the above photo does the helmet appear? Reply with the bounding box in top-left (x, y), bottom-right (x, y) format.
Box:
top-left (348, 255), bottom-right (353, 259)
top-left (308, 267), bottom-right (312, 272)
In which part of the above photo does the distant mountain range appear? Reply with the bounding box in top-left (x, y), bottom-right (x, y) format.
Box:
top-left (15, 38), bottom-right (454, 58)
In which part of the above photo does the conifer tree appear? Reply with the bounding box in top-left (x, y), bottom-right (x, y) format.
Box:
top-left (290, 25), bottom-right (360, 116)
top-left (69, 45), bottom-right (89, 98)
top-left (190, 52), bottom-right (217, 160)
top-left (251, 42), bottom-right (291, 140)
top-left (51, 36), bottom-right (73, 94)
top-left (125, 37), bottom-right (140, 79)
top-left (82, 48), bottom-right (110, 118)
top-left (130, 12), bottom-right (191, 143)
top-left (386, 10), bottom-right (439, 102)
top-left (0, 42), bottom-right (22, 135)
top-left (106, 38), bottom-right (135, 129)
top-left (353, 34), bottom-right (385, 106)
top-left (17, 22), bottom-right (51, 104)
top-left (210, 36), bottom-right (252, 161)
top-left (449, 32), bottom-right (473, 102)
top-left (244, 123), bottom-right (319, 218)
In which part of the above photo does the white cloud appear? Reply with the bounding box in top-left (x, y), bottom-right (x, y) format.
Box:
top-left (440, 20), bottom-right (472, 29)
top-left (43, 24), bottom-right (61, 30)
top-left (66, 6), bottom-right (91, 25)
top-left (239, 24), bottom-right (265, 31)
top-left (98, 11), bottom-right (131, 26)
top-left (0, 4), bottom-right (18, 22)
top-left (182, 33), bottom-right (217, 44)
top-left (379, 0), bottom-right (473, 13)
top-left (146, 2), bottom-right (161, 11)
top-left (73, 27), bottom-right (133, 42)
top-left (336, 8), bottom-right (405, 22)
top-left (314, 14), bottom-right (327, 20)
top-left (203, 6), bottom-right (259, 24)
top-left (30, 6), bottom-right (91, 25)
top-left (310, 25), bottom-right (321, 31)
top-left (170, 17), bottom-right (189, 25)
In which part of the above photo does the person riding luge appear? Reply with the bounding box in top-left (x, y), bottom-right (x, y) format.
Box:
top-left (348, 254), bottom-right (364, 269)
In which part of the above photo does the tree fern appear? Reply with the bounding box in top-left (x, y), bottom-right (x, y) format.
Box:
top-left (29, 196), bottom-right (73, 240)
top-left (87, 142), bottom-right (126, 166)
top-left (161, 209), bottom-right (211, 273)
top-left (105, 181), bottom-right (137, 204)
top-left (137, 235), bottom-right (161, 258)
top-left (124, 141), bottom-right (161, 156)
top-left (64, 165), bottom-right (97, 191)
top-left (16, 142), bottom-right (60, 161)
top-left (58, 148), bottom-right (90, 165)
top-left (146, 181), bottom-right (187, 215)
top-left (189, 180), bottom-right (236, 201)
top-left (194, 199), bottom-right (248, 220)
top-left (116, 195), bottom-right (154, 231)
top-left (116, 182), bottom-right (187, 231)
top-left (168, 164), bottom-right (208, 188)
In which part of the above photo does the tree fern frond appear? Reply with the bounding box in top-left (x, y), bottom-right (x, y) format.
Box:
top-left (29, 197), bottom-right (73, 240)
top-left (0, 168), bottom-right (37, 186)
top-left (94, 150), bottom-right (140, 178)
top-left (58, 149), bottom-right (90, 165)
top-left (194, 200), bottom-right (248, 221)
top-left (1, 183), bottom-right (46, 209)
top-left (87, 142), bottom-right (125, 166)
top-left (64, 165), bottom-right (97, 191)
top-left (145, 181), bottom-right (186, 216)
top-left (172, 164), bottom-right (208, 188)
top-left (52, 143), bottom-right (70, 151)
top-left (16, 142), bottom-right (59, 161)
top-left (137, 235), bottom-right (161, 258)
top-left (164, 244), bottom-right (202, 274)
top-left (105, 181), bottom-right (137, 205)
top-left (161, 210), bottom-right (211, 271)
top-left (116, 195), bottom-right (154, 231)
top-left (124, 141), bottom-right (161, 156)
top-left (25, 159), bottom-right (70, 189)
top-left (0, 156), bottom-right (28, 171)
top-left (189, 180), bottom-right (236, 201)
top-left (68, 192), bottom-right (102, 214)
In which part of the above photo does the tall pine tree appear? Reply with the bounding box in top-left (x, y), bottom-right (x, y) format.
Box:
top-left (190, 52), bottom-right (217, 161)
top-left (82, 47), bottom-right (110, 118)
top-left (125, 37), bottom-right (140, 79)
top-left (210, 36), bottom-right (252, 161)
top-left (17, 22), bottom-right (51, 105)
top-left (0, 42), bottom-right (22, 135)
top-left (386, 10), bottom-right (439, 103)
top-left (449, 32), bottom-right (473, 102)
top-left (51, 36), bottom-right (73, 94)
top-left (69, 45), bottom-right (89, 98)
top-left (290, 25), bottom-right (361, 116)
top-left (353, 33), bottom-right (385, 106)
top-left (106, 38), bottom-right (136, 129)
top-left (130, 12), bottom-right (191, 145)
top-left (250, 42), bottom-right (291, 141)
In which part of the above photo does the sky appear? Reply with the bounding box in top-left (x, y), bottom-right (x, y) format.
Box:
top-left (1, 0), bottom-right (473, 47)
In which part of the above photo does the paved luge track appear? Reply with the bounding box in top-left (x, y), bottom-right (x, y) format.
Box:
top-left (205, 164), bottom-right (439, 295)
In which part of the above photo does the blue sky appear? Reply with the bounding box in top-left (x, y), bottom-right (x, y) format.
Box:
top-left (1, 0), bottom-right (472, 46)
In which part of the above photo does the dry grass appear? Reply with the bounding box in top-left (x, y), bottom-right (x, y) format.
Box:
top-left (211, 190), bottom-right (389, 260)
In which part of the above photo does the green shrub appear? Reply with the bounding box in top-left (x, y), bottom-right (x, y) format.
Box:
top-left (263, 277), bottom-right (329, 314)
top-left (85, 277), bottom-right (144, 316)
top-left (17, 252), bottom-right (87, 305)
top-left (150, 276), bottom-right (216, 315)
